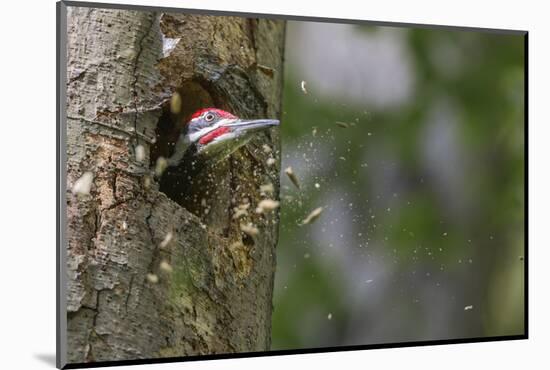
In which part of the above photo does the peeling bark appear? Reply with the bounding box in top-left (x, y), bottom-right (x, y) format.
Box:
top-left (65, 6), bottom-right (285, 364)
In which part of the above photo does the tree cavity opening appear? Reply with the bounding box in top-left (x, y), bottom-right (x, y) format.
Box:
top-left (151, 81), bottom-right (219, 216)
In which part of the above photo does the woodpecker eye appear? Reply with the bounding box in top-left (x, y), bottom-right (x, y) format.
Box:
top-left (204, 113), bottom-right (215, 122)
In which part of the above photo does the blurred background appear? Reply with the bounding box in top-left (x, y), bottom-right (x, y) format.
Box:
top-left (271, 21), bottom-right (525, 349)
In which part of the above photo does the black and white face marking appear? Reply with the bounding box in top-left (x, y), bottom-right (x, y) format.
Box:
top-left (168, 108), bottom-right (279, 166)
top-left (168, 109), bottom-right (236, 165)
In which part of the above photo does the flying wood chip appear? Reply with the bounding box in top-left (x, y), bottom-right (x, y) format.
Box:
top-left (155, 157), bottom-right (168, 177)
top-left (256, 199), bottom-right (280, 214)
top-left (143, 175), bottom-right (151, 189)
top-left (240, 223), bottom-right (259, 236)
top-left (170, 91), bottom-right (182, 114)
top-left (135, 144), bottom-right (145, 162)
top-left (159, 261), bottom-right (173, 273)
top-left (301, 207), bottom-right (323, 225)
top-left (301, 80), bottom-right (308, 94)
top-left (335, 121), bottom-right (349, 128)
top-left (232, 208), bottom-right (248, 219)
top-left (159, 231), bottom-right (174, 248)
top-left (284, 166), bottom-right (300, 189)
top-left (260, 183), bottom-right (274, 194)
top-left (72, 171), bottom-right (94, 196)
top-left (146, 273), bottom-right (159, 284)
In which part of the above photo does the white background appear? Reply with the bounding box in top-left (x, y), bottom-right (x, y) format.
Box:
top-left (0, 0), bottom-right (547, 369)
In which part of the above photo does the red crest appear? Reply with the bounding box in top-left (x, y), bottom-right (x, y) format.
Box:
top-left (189, 108), bottom-right (237, 121)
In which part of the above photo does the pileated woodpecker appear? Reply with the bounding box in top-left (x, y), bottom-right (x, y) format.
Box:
top-left (159, 108), bottom-right (279, 208)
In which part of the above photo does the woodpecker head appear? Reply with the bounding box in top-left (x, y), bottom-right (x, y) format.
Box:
top-left (169, 108), bottom-right (279, 166)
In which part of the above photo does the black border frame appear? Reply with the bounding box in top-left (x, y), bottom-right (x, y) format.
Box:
top-left (56, 1), bottom-right (528, 368)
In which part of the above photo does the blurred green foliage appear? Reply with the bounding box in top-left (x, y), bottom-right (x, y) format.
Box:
top-left (272, 23), bottom-right (524, 349)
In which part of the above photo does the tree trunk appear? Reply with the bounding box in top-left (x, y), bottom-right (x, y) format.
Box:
top-left (64, 5), bottom-right (285, 364)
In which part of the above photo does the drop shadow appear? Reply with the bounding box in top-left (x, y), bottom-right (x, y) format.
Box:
top-left (34, 353), bottom-right (56, 367)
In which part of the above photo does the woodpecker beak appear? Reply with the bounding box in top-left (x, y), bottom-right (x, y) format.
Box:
top-left (197, 118), bottom-right (279, 160)
top-left (224, 118), bottom-right (280, 135)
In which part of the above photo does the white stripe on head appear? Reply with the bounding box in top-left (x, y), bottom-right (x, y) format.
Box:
top-left (187, 118), bottom-right (236, 143)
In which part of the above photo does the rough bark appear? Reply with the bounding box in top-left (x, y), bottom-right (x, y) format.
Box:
top-left (65, 6), bottom-right (285, 364)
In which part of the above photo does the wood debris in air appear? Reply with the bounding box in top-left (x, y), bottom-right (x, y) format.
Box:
top-left (170, 91), bottom-right (182, 114)
top-left (285, 166), bottom-right (300, 189)
top-left (335, 121), bottom-right (349, 129)
top-left (146, 273), bottom-right (159, 284)
top-left (159, 260), bottom-right (173, 273)
top-left (135, 144), bottom-right (145, 162)
top-left (301, 207), bottom-right (323, 225)
top-left (301, 80), bottom-right (308, 94)
top-left (256, 199), bottom-right (280, 214)
top-left (240, 222), bottom-right (259, 236)
top-left (155, 157), bottom-right (168, 177)
top-left (232, 205), bottom-right (248, 219)
top-left (72, 171), bottom-right (94, 196)
top-left (159, 231), bottom-right (174, 248)
top-left (260, 183), bottom-right (274, 194)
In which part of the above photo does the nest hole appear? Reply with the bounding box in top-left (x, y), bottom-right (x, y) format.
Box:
top-left (151, 81), bottom-right (219, 215)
